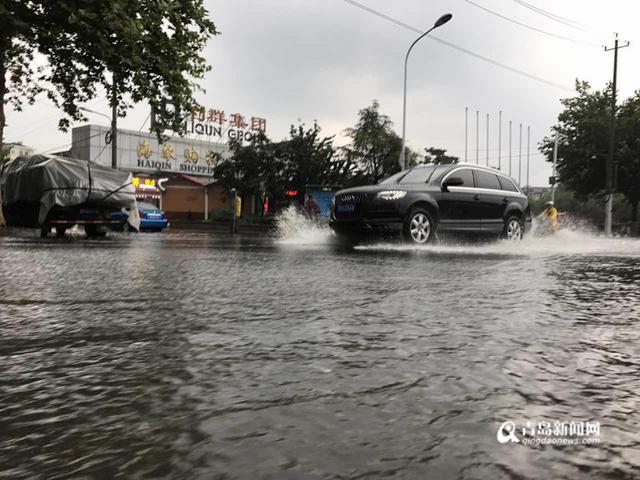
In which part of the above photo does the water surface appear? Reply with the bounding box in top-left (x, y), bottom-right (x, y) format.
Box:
top-left (1, 219), bottom-right (639, 479)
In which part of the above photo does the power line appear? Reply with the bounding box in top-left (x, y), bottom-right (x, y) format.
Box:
top-left (511, 0), bottom-right (590, 31)
top-left (40, 130), bottom-right (107, 155)
top-left (461, 0), bottom-right (599, 46)
top-left (138, 111), bottom-right (151, 132)
top-left (341, 0), bottom-right (573, 92)
top-left (6, 97), bottom-right (109, 136)
top-left (92, 143), bottom-right (109, 163)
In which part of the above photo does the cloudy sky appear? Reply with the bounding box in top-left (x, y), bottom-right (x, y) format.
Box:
top-left (5, 0), bottom-right (640, 186)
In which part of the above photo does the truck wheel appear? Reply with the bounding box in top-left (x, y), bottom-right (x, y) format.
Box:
top-left (84, 224), bottom-right (107, 238)
top-left (56, 225), bottom-right (71, 237)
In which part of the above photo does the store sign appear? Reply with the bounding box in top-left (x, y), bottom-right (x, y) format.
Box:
top-left (74, 124), bottom-right (230, 178)
top-left (186, 106), bottom-right (267, 143)
top-left (132, 177), bottom-right (156, 188)
top-left (133, 138), bottom-right (224, 176)
top-left (132, 176), bottom-right (160, 200)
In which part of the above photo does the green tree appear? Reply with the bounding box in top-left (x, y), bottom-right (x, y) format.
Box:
top-left (213, 133), bottom-right (276, 214)
top-left (540, 81), bottom-right (640, 220)
top-left (0, 1), bottom-right (217, 145)
top-left (616, 91), bottom-right (640, 219)
top-left (214, 123), bottom-right (354, 213)
top-left (278, 122), bottom-right (339, 197)
top-left (423, 147), bottom-right (459, 165)
top-left (343, 100), bottom-right (408, 184)
top-left (540, 81), bottom-right (609, 200)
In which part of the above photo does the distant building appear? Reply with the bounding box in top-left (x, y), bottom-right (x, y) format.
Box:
top-left (3, 142), bottom-right (35, 161)
top-left (528, 186), bottom-right (552, 199)
top-left (69, 124), bottom-right (253, 221)
top-left (68, 104), bottom-right (268, 220)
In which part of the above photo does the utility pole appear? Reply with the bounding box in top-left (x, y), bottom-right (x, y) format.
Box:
top-left (551, 132), bottom-right (559, 203)
top-left (476, 110), bottom-right (479, 164)
top-left (465, 107), bottom-right (468, 162)
top-left (486, 113), bottom-right (490, 166)
top-left (509, 120), bottom-right (512, 176)
top-left (526, 126), bottom-right (530, 195)
top-left (110, 80), bottom-right (118, 169)
top-left (604, 33), bottom-right (630, 236)
top-left (498, 110), bottom-right (502, 170)
top-left (518, 123), bottom-right (523, 186)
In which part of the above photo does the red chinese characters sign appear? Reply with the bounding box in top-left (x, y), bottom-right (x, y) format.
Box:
top-left (190, 106), bottom-right (267, 134)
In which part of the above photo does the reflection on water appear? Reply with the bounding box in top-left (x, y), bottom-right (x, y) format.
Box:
top-left (1, 221), bottom-right (639, 479)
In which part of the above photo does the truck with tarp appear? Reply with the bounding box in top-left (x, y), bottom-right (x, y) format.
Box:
top-left (0, 154), bottom-right (140, 237)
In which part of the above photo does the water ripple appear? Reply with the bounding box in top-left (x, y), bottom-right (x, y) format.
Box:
top-left (1, 227), bottom-right (639, 479)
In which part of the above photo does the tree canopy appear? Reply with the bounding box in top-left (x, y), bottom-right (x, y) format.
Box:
top-left (0, 0), bottom-right (217, 144)
top-left (213, 101), bottom-right (454, 213)
top-left (423, 147), bottom-right (459, 165)
top-left (540, 80), bottom-right (640, 217)
top-left (212, 132), bottom-right (274, 200)
top-left (342, 100), bottom-right (412, 184)
top-left (213, 123), bottom-right (350, 213)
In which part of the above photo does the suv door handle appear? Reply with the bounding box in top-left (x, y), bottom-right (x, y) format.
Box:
top-left (473, 194), bottom-right (479, 201)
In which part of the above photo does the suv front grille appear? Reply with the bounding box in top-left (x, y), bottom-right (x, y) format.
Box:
top-left (337, 193), bottom-right (365, 204)
top-left (334, 192), bottom-right (366, 219)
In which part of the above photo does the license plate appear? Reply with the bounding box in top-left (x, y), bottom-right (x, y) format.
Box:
top-left (337, 204), bottom-right (355, 213)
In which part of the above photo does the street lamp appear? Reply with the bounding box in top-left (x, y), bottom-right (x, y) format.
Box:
top-left (79, 106), bottom-right (111, 123)
top-left (399, 13), bottom-right (453, 170)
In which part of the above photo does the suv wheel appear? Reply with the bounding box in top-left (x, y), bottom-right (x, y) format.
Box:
top-left (503, 216), bottom-right (523, 241)
top-left (403, 208), bottom-right (434, 244)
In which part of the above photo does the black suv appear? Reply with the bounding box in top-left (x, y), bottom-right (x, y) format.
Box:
top-left (329, 163), bottom-right (531, 244)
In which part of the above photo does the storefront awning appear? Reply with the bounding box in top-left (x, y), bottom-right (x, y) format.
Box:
top-left (135, 184), bottom-right (160, 200)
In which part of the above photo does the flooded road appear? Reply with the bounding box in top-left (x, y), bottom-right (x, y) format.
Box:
top-left (1, 218), bottom-right (639, 479)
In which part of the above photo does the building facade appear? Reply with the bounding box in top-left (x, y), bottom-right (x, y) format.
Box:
top-left (70, 124), bottom-right (237, 220)
top-left (4, 142), bottom-right (35, 161)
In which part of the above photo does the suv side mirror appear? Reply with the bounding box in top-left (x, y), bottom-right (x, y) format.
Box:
top-left (442, 176), bottom-right (464, 190)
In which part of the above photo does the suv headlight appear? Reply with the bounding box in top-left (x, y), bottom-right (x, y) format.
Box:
top-left (376, 190), bottom-right (407, 200)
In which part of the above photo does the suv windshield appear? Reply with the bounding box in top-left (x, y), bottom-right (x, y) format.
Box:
top-left (379, 165), bottom-right (451, 185)
top-left (379, 171), bottom-right (407, 185)
top-left (399, 167), bottom-right (435, 184)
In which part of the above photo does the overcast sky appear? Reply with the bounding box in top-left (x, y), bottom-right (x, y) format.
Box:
top-left (5, 0), bottom-right (640, 186)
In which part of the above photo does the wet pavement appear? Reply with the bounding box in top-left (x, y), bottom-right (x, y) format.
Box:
top-left (1, 219), bottom-right (639, 479)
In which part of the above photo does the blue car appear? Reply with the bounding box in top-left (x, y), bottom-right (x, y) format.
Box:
top-left (112, 201), bottom-right (169, 232)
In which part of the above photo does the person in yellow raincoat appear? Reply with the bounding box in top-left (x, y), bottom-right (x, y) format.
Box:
top-left (538, 200), bottom-right (558, 234)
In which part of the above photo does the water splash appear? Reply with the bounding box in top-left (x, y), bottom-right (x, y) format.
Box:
top-left (274, 206), bottom-right (335, 246)
top-left (358, 227), bottom-right (640, 258)
top-left (273, 207), bottom-right (640, 257)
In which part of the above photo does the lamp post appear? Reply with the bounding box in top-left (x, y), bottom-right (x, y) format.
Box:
top-left (80, 107), bottom-right (111, 123)
top-left (399, 13), bottom-right (453, 169)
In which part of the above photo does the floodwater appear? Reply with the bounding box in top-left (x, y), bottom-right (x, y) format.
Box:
top-left (1, 212), bottom-right (639, 479)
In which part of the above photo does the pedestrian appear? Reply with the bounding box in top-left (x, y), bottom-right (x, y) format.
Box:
top-left (306, 194), bottom-right (321, 219)
top-left (538, 201), bottom-right (558, 234)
